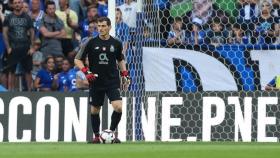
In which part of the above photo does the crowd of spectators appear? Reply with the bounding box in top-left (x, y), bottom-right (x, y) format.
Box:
top-left (0, 0), bottom-right (278, 91)
top-left (164, 0), bottom-right (279, 48)
top-left (0, 0), bottom-right (111, 92)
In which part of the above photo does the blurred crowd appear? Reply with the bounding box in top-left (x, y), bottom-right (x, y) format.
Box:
top-left (160, 0), bottom-right (280, 48)
top-left (0, 0), bottom-right (138, 92)
top-left (0, 0), bottom-right (279, 92)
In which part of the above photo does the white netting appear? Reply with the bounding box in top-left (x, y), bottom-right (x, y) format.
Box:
top-left (113, 0), bottom-right (280, 141)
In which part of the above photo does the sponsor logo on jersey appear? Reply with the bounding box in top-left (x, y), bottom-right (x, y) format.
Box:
top-left (110, 45), bottom-right (114, 52)
top-left (99, 53), bottom-right (109, 64)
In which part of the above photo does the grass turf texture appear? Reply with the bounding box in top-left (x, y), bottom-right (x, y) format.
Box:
top-left (0, 142), bottom-right (279, 158)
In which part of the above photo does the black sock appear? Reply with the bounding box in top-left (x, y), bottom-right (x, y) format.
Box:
top-left (110, 111), bottom-right (122, 131)
top-left (91, 114), bottom-right (100, 136)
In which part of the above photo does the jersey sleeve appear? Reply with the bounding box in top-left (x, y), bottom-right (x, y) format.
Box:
top-left (75, 37), bottom-right (92, 60)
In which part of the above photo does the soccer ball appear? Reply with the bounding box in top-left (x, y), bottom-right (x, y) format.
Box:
top-left (100, 129), bottom-right (115, 144)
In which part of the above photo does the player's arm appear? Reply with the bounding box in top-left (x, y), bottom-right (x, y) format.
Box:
top-left (116, 41), bottom-right (128, 73)
top-left (74, 38), bottom-right (96, 82)
top-left (74, 37), bottom-right (91, 70)
top-left (74, 58), bottom-right (85, 70)
top-left (116, 42), bottom-right (130, 88)
top-left (118, 59), bottom-right (127, 72)
top-left (118, 59), bottom-right (129, 81)
top-left (118, 58), bottom-right (130, 91)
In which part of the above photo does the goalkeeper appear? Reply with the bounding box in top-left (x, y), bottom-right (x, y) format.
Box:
top-left (74, 17), bottom-right (130, 144)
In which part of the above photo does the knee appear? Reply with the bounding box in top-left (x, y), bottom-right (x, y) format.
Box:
top-left (91, 106), bottom-right (101, 114)
top-left (112, 101), bottom-right (122, 113)
top-left (115, 106), bottom-right (122, 113)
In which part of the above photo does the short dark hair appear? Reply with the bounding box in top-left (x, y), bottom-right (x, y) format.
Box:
top-left (174, 17), bottom-right (182, 22)
top-left (212, 17), bottom-right (221, 24)
top-left (143, 26), bottom-right (151, 32)
top-left (45, 0), bottom-right (56, 9)
top-left (116, 8), bottom-right (121, 13)
top-left (44, 56), bottom-right (54, 65)
top-left (55, 54), bottom-right (65, 60)
top-left (89, 17), bottom-right (98, 25)
top-left (63, 58), bottom-right (73, 66)
top-left (211, 17), bottom-right (224, 30)
top-left (232, 23), bottom-right (241, 30)
top-left (97, 17), bottom-right (111, 26)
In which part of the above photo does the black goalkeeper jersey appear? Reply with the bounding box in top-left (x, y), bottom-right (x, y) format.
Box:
top-left (76, 36), bottom-right (123, 90)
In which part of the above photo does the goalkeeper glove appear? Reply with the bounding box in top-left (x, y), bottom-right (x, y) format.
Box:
top-left (81, 67), bottom-right (96, 82)
top-left (121, 70), bottom-right (130, 85)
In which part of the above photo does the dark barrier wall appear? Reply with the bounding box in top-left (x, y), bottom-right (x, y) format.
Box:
top-left (157, 91), bottom-right (280, 142)
top-left (0, 91), bottom-right (279, 142)
top-left (0, 92), bottom-right (90, 142)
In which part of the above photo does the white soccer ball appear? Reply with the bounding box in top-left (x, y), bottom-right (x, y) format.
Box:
top-left (100, 129), bottom-right (115, 144)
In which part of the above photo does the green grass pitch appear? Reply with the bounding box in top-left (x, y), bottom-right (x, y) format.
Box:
top-left (0, 142), bottom-right (279, 158)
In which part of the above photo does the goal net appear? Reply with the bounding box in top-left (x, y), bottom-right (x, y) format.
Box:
top-left (113, 0), bottom-right (280, 142)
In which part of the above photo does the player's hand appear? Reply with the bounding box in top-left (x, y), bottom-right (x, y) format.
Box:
top-left (121, 70), bottom-right (130, 91)
top-left (81, 67), bottom-right (97, 82)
